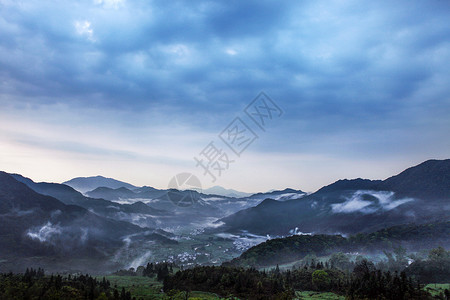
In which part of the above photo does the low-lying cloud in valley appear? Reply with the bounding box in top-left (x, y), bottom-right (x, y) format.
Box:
top-left (27, 222), bottom-right (62, 243)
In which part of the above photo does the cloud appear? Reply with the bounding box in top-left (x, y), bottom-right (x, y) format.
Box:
top-left (75, 20), bottom-right (95, 42)
top-left (0, 0), bottom-right (449, 191)
top-left (26, 220), bottom-right (95, 247)
top-left (225, 49), bottom-right (237, 56)
top-left (375, 191), bottom-right (414, 210)
top-left (94, 0), bottom-right (125, 9)
top-left (331, 193), bottom-right (374, 214)
top-left (331, 190), bottom-right (414, 214)
top-left (127, 250), bottom-right (152, 270)
top-left (27, 222), bottom-right (62, 242)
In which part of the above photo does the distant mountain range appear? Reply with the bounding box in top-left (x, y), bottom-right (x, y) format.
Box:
top-left (11, 173), bottom-right (167, 225)
top-left (6, 173), bottom-right (265, 232)
top-left (85, 186), bottom-right (167, 201)
top-left (63, 175), bottom-right (136, 193)
top-left (1, 158), bottom-right (448, 273)
top-left (202, 186), bottom-right (253, 198)
top-left (246, 188), bottom-right (306, 201)
top-left (0, 172), bottom-right (145, 268)
top-left (217, 159), bottom-right (450, 235)
top-left (83, 185), bottom-right (307, 217)
top-left (61, 175), bottom-right (305, 203)
top-left (63, 176), bottom-right (256, 200)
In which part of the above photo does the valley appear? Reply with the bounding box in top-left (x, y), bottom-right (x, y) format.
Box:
top-left (0, 159), bottom-right (449, 299)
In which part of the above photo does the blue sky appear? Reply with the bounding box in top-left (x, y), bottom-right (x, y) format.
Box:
top-left (0, 0), bottom-right (449, 192)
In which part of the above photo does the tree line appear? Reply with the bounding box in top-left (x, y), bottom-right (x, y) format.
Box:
top-left (113, 262), bottom-right (174, 281)
top-left (164, 247), bottom-right (450, 299)
top-left (0, 268), bottom-right (133, 300)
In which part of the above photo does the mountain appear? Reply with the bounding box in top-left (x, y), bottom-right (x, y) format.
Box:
top-left (203, 186), bottom-right (253, 198)
top-left (86, 186), bottom-right (138, 200)
top-left (85, 186), bottom-right (168, 201)
top-left (0, 172), bottom-right (188, 273)
top-left (247, 188), bottom-right (306, 201)
top-left (11, 174), bottom-right (240, 229)
top-left (12, 174), bottom-right (258, 231)
top-left (84, 185), bottom-right (264, 219)
top-left (0, 172), bottom-right (144, 264)
top-left (11, 173), bottom-right (88, 205)
top-left (314, 178), bottom-right (380, 194)
top-left (375, 159), bottom-right (450, 200)
top-left (218, 159), bottom-right (450, 236)
top-left (9, 173), bottom-right (165, 228)
top-left (63, 175), bottom-right (136, 193)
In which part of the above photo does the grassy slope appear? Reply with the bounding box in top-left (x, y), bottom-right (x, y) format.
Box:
top-left (98, 275), bottom-right (163, 300)
top-left (424, 283), bottom-right (450, 297)
top-left (98, 276), bottom-right (224, 300)
top-left (295, 291), bottom-right (344, 299)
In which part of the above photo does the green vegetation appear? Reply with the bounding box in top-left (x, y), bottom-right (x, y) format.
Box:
top-left (0, 268), bottom-right (132, 300)
top-left (97, 276), bottom-right (163, 300)
top-left (165, 290), bottom-right (224, 299)
top-left (295, 291), bottom-right (344, 299)
top-left (158, 247), bottom-right (449, 299)
top-left (113, 262), bottom-right (174, 281)
top-left (2, 248), bottom-right (449, 299)
top-left (311, 270), bottom-right (330, 290)
top-left (189, 291), bottom-right (222, 299)
top-left (227, 234), bottom-right (347, 267)
top-left (424, 284), bottom-right (450, 297)
top-left (163, 260), bottom-right (433, 299)
top-left (229, 222), bottom-right (450, 267)
top-left (164, 266), bottom-right (294, 299)
top-left (406, 246), bottom-right (450, 283)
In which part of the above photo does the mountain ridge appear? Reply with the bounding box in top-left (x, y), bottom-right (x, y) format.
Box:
top-left (217, 159), bottom-right (450, 236)
top-left (0, 172), bottom-right (143, 258)
top-left (63, 175), bottom-right (136, 193)
top-left (203, 186), bottom-right (253, 198)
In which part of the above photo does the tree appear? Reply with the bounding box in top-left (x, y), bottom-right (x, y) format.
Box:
top-left (96, 292), bottom-right (108, 300)
top-left (353, 259), bottom-right (375, 279)
top-left (330, 252), bottom-right (352, 270)
top-left (428, 246), bottom-right (449, 261)
top-left (312, 270), bottom-right (330, 291)
top-left (383, 246), bottom-right (409, 271)
top-left (303, 254), bottom-right (317, 268)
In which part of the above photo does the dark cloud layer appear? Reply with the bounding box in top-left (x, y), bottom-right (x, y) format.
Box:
top-left (0, 0), bottom-right (449, 190)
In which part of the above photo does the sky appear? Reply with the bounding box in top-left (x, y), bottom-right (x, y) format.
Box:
top-left (0, 0), bottom-right (449, 193)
